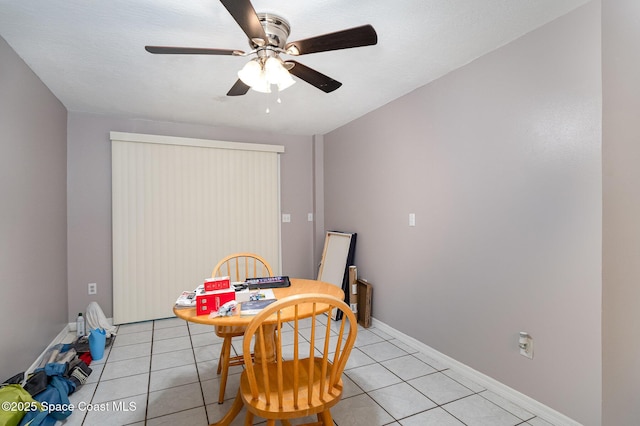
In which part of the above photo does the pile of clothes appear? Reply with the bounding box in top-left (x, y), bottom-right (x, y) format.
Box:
top-left (0, 302), bottom-right (117, 426)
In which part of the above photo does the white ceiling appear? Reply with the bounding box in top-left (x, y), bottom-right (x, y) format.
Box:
top-left (0, 0), bottom-right (589, 135)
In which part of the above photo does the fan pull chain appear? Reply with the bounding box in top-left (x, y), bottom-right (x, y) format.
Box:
top-left (265, 87), bottom-right (284, 113)
top-left (264, 93), bottom-right (271, 114)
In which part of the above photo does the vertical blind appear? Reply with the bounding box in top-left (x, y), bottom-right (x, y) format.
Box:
top-left (111, 132), bottom-right (284, 324)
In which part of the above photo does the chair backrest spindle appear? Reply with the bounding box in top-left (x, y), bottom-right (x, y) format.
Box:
top-left (320, 306), bottom-right (333, 400)
top-left (293, 305), bottom-right (300, 408)
top-left (328, 315), bottom-right (344, 391)
top-left (276, 311), bottom-right (284, 408)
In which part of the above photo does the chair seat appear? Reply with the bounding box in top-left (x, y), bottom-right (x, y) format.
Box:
top-left (240, 358), bottom-right (343, 420)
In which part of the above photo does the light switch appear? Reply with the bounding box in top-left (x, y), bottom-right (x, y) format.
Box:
top-left (409, 213), bottom-right (416, 227)
top-left (308, 213), bottom-right (313, 222)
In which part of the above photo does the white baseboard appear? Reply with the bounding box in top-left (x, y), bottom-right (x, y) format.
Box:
top-left (26, 324), bottom-right (72, 376)
top-left (370, 317), bottom-right (582, 426)
top-left (28, 317), bottom-right (115, 376)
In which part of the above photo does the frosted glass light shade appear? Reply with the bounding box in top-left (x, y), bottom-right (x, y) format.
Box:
top-left (264, 57), bottom-right (284, 84)
top-left (238, 60), bottom-right (262, 87)
top-left (251, 78), bottom-right (272, 93)
top-left (238, 57), bottom-right (294, 94)
top-left (277, 72), bottom-right (296, 91)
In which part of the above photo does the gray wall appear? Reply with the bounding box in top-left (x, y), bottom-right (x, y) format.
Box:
top-left (11, 1), bottom-right (640, 422)
top-left (67, 112), bottom-right (317, 322)
top-left (324, 2), bottom-right (601, 424)
top-left (0, 36), bottom-right (68, 379)
top-left (602, 0), bottom-right (640, 424)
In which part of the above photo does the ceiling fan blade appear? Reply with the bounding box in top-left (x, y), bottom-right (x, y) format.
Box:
top-left (227, 79), bottom-right (251, 96)
top-left (285, 24), bottom-right (377, 56)
top-left (145, 46), bottom-right (243, 56)
top-left (286, 61), bottom-right (342, 93)
top-left (219, 0), bottom-right (267, 45)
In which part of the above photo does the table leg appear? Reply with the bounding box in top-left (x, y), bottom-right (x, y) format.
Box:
top-left (254, 324), bottom-right (277, 364)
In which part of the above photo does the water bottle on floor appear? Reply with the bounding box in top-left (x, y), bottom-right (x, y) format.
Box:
top-left (76, 312), bottom-right (85, 337)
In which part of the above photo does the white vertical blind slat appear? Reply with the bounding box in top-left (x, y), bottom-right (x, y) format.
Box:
top-left (112, 135), bottom-right (282, 324)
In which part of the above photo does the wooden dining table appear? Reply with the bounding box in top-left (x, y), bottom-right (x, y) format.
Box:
top-left (173, 278), bottom-right (345, 426)
top-left (174, 278), bottom-right (344, 362)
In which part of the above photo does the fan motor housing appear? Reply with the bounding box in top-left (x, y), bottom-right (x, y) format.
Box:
top-left (252, 13), bottom-right (291, 50)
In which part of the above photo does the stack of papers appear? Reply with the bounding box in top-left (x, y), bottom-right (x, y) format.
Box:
top-left (235, 288), bottom-right (276, 303)
top-left (175, 284), bottom-right (205, 308)
top-left (175, 291), bottom-right (196, 307)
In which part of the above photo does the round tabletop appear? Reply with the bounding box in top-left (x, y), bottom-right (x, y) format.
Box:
top-left (173, 278), bottom-right (344, 325)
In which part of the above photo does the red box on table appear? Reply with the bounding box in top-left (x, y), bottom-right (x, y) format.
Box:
top-left (196, 288), bottom-right (235, 316)
top-left (204, 276), bottom-right (231, 292)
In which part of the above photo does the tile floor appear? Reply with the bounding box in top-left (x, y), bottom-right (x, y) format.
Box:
top-left (58, 317), bottom-right (557, 426)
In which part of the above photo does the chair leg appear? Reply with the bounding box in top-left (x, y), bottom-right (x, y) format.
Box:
top-left (211, 390), bottom-right (243, 426)
top-left (319, 410), bottom-right (333, 426)
top-left (243, 411), bottom-right (255, 426)
top-left (217, 337), bottom-right (230, 374)
top-left (218, 337), bottom-right (232, 403)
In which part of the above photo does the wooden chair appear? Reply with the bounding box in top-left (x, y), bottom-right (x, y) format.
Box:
top-left (240, 293), bottom-right (358, 426)
top-left (211, 252), bottom-right (273, 404)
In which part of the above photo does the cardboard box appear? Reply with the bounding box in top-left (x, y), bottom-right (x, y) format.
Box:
top-left (204, 276), bottom-right (230, 292)
top-left (196, 288), bottom-right (235, 316)
top-left (356, 279), bottom-right (372, 328)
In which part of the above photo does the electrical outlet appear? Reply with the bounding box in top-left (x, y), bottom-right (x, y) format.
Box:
top-left (88, 282), bottom-right (97, 295)
top-left (519, 332), bottom-right (533, 359)
top-left (282, 214), bottom-right (291, 223)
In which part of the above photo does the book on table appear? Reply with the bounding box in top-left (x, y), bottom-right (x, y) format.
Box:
top-left (240, 298), bottom-right (277, 315)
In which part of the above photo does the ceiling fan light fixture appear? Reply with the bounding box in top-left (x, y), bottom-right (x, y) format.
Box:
top-left (264, 57), bottom-right (295, 91)
top-left (237, 59), bottom-right (262, 87)
top-left (238, 57), bottom-right (294, 94)
top-left (264, 57), bottom-right (284, 84)
top-left (251, 78), bottom-right (272, 93)
top-left (276, 71), bottom-right (296, 91)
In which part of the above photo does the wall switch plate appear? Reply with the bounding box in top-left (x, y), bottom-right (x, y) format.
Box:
top-left (409, 213), bottom-right (416, 227)
top-left (308, 213), bottom-right (313, 222)
top-left (88, 282), bottom-right (97, 295)
top-left (282, 214), bottom-right (291, 223)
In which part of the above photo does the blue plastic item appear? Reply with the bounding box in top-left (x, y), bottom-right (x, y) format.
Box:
top-left (89, 328), bottom-right (106, 360)
top-left (18, 376), bottom-right (74, 426)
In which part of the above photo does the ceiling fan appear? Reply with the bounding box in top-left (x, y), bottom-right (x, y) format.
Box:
top-left (145, 0), bottom-right (378, 96)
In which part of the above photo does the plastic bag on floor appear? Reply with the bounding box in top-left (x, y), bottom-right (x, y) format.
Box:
top-left (85, 302), bottom-right (117, 338)
top-left (0, 384), bottom-right (37, 426)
